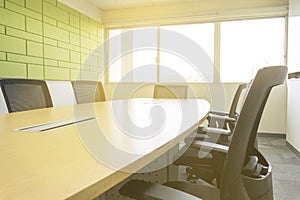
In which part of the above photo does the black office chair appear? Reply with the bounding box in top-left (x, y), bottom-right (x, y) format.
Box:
top-left (173, 83), bottom-right (249, 182)
top-left (119, 66), bottom-right (287, 200)
top-left (72, 81), bottom-right (106, 104)
top-left (0, 79), bottom-right (53, 113)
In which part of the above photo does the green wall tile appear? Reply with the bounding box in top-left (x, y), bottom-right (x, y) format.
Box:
top-left (90, 66), bottom-right (101, 72)
top-left (28, 64), bottom-right (44, 79)
top-left (44, 44), bottom-right (69, 61)
top-left (44, 37), bottom-right (57, 46)
top-left (0, 52), bottom-right (6, 60)
top-left (58, 41), bottom-right (80, 52)
top-left (80, 48), bottom-right (89, 54)
top-left (70, 51), bottom-right (80, 63)
top-left (57, 21), bottom-right (79, 34)
top-left (43, 2), bottom-right (69, 24)
top-left (44, 59), bottom-right (57, 66)
top-left (57, 2), bottom-right (78, 17)
top-left (80, 30), bottom-right (89, 38)
top-left (58, 61), bottom-right (80, 69)
top-left (81, 53), bottom-right (97, 66)
top-left (81, 36), bottom-right (98, 50)
top-left (44, 0), bottom-right (56, 6)
top-left (80, 18), bottom-right (97, 36)
top-left (7, 27), bottom-right (43, 42)
top-left (70, 69), bottom-right (80, 80)
top-left (0, 61), bottom-right (27, 78)
top-left (44, 23), bottom-right (69, 42)
top-left (70, 14), bottom-right (79, 28)
top-left (0, 1), bottom-right (103, 81)
top-left (26, 17), bottom-right (42, 35)
top-left (26, 0), bottom-right (42, 13)
top-left (0, 34), bottom-right (26, 54)
top-left (7, 0), bottom-right (25, 7)
top-left (27, 41), bottom-right (43, 57)
top-left (90, 34), bottom-right (101, 42)
top-left (0, 25), bottom-right (5, 33)
top-left (0, 7), bottom-right (25, 30)
top-left (7, 53), bottom-right (43, 64)
top-left (81, 70), bottom-right (98, 81)
top-left (6, 1), bottom-right (42, 20)
top-left (70, 32), bottom-right (79, 45)
top-left (43, 16), bottom-right (56, 26)
top-left (45, 66), bottom-right (69, 80)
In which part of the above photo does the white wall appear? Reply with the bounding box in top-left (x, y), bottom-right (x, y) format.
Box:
top-left (287, 80), bottom-right (300, 151)
top-left (286, 0), bottom-right (300, 151)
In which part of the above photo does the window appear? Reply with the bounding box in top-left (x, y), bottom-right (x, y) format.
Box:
top-left (160, 23), bottom-right (214, 82)
top-left (108, 23), bottom-right (214, 83)
top-left (220, 18), bottom-right (286, 82)
top-left (107, 17), bottom-right (286, 83)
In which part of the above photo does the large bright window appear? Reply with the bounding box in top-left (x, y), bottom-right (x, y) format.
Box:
top-left (160, 23), bottom-right (214, 82)
top-left (220, 18), bottom-right (286, 82)
top-left (108, 23), bottom-right (215, 83)
top-left (108, 17), bottom-right (286, 83)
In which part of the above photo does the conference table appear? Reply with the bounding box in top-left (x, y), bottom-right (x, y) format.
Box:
top-left (0, 98), bottom-right (210, 200)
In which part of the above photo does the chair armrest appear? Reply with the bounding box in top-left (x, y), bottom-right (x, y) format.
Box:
top-left (209, 110), bottom-right (228, 116)
top-left (198, 127), bottom-right (232, 136)
top-left (208, 114), bottom-right (237, 123)
top-left (119, 180), bottom-right (201, 200)
top-left (191, 141), bottom-right (229, 154)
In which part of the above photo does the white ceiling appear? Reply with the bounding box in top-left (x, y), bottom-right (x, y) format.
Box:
top-left (86, 0), bottom-right (195, 10)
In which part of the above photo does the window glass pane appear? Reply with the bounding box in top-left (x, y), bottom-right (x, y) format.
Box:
top-left (108, 29), bottom-right (122, 82)
top-left (108, 28), bottom-right (157, 82)
top-left (160, 23), bottom-right (214, 83)
top-left (220, 18), bottom-right (285, 82)
top-left (132, 28), bottom-right (157, 82)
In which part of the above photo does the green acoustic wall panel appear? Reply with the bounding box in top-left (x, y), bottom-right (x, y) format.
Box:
top-left (0, 34), bottom-right (26, 54)
top-left (0, 7), bottom-right (25, 30)
top-left (0, 60), bottom-right (27, 78)
top-left (45, 66), bottom-right (69, 80)
top-left (43, 2), bottom-right (68, 24)
top-left (26, 17), bottom-right (43, 35)
top-left (27, 41), bottom-right (43, 57)
top-left (8, 0), bottom-right (25, 7)
top-left (0, 0), bottom-right (103, 81)
top-left (0, 52), bottom-right (6, 60)
top-left (28, 64), bottom-right (43, 79)
top-left (7, 27), bottom-right (43, 42)
top-left (26, 0), bottom-right (42, 13)
top-left (6, 1), bottom-right (42, 20)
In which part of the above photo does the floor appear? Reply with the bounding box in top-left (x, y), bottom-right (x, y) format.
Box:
top-left (258, 136), bottom-right (300, 200)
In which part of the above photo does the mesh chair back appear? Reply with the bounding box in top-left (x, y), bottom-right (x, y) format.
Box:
top-left (220, 66), bottom-right (287, 199)
top-left (228, 83), bottom-right (248, 118)
top-left (72, 81), bottom-right (106, 104)
top-left (0, 79), bottom-right (53, 113)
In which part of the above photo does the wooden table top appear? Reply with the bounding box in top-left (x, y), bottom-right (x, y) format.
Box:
top-left (0, 98), bottom-right (210, 200)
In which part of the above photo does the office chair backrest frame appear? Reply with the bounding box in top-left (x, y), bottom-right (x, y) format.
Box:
top-left (228, 83), bottom-right (248, 118)
top-left (0, 79), bottom-right (53, 113)
top-left (72, 80), bottom-right (106, 104)
top-left (220, 66), bottom-right (287, 200)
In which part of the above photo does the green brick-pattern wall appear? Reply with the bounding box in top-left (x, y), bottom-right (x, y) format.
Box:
top-left (0, 0), bottom-right (103, 80)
